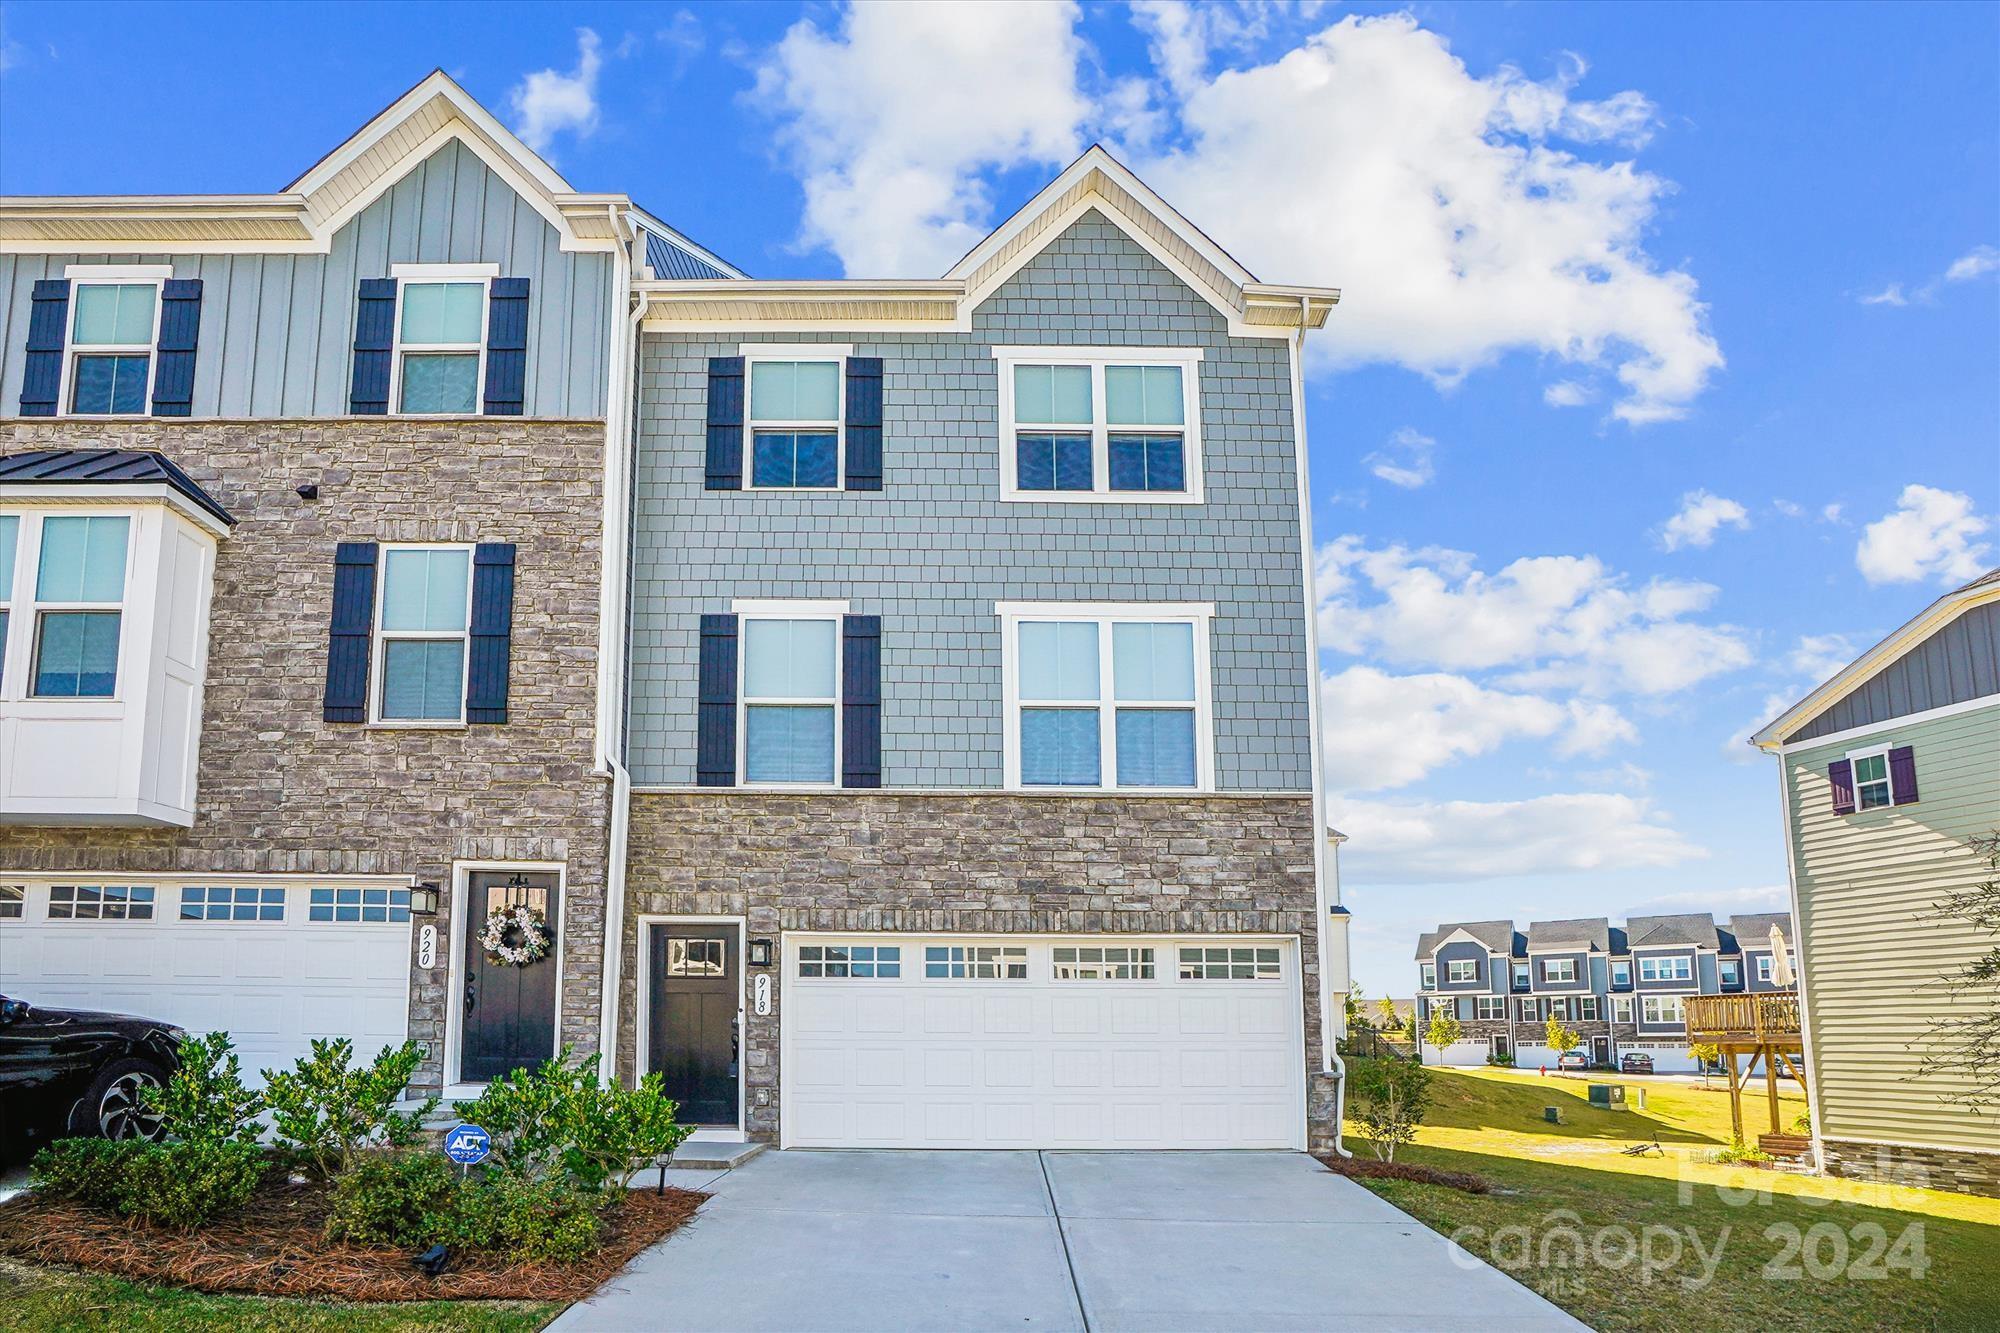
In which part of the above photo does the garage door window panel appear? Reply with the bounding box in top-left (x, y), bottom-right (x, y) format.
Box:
top-left (925, 945), bottom-right (1028, 980)
top-left (1052, 945), bottom-right (1155, 980)
top-left (48, 884), bottom-right (154, 920)
top-left (180, 886), bottom-right (285, 922)
top-left (1178, 946), bottom-right (1281, 980)
top-left (798, 943), bottom-right (900, 979)
top-left (308, 886), bottom-right (411, 923)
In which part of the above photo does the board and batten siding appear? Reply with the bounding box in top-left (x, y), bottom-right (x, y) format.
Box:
top-left (1785, 700), bottom-right (2000, 1154)
top-left (0, 138), bottom-right (609, 420)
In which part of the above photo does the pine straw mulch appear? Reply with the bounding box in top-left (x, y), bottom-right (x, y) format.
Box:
top-left (0, 1173), bottom-right (708, 1303)
top-left (1315, 1153), bottom-right (1493, 1194)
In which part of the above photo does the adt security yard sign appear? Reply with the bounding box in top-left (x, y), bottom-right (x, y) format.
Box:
top-left (443, 1123), bottom-right (491, 1166)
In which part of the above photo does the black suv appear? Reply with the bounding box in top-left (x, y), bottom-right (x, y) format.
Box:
top-left (0, 995), bottom-right (184, 1161)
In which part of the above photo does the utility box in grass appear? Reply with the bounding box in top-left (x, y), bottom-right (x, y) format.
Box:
top-left (1588, 1084), bottom-right (1628, 1110)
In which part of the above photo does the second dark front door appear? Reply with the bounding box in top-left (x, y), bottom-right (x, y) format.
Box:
top-left (649, 922), bottom-right (740, 1126)
top-left (460, 871), bottom-right (560, 1083)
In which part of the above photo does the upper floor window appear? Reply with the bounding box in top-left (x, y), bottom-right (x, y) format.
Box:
top-left (1420, 962), bottom-right (1437, 990)
top-left (1641, 994), bottom-right (1685, 1025)
top-left (1849, 746), bottom-right (1894, 810)
top-left (372, 546), bottom-right (471, 724)
top-left (1638, 955), bottom-right (1693, 983)
top-left (1475, 997), bottom-right (1507, 1020)
top-left (1000, 603), bottom-right (1212, 791)
top-left (1610, 960), bottom-right (1631, 988)
top-left (1512, 961), bottom-right (1530, 990)
top-left (1719, 958), bottom-right (1741, 986)
top-left (748, 353), bottom-right (842, 489)
top-left (65, 279), bottom-right (161, 416)
top-left (1541, 958), bottom-right (1576, 984)
top-left (1446, 959), bottom-right (1477, 984)
top-left (1757, 956), bottom-right (1775, 984)
top-left (740, 610), bottom-right (839, 785)
top-left (28, 515), bottom-right (129, 698)
top-left (395, 279), bottom-right (487, 415)
top-left (994, 347), bottom-right (1204, 502)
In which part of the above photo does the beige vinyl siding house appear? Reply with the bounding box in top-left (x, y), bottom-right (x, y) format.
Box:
top-left (1757, 570), bottom-right (2000, 1197)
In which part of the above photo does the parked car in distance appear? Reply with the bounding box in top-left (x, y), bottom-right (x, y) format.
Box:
top-left (0, 995), bottom-right (184, 1162)
top-left (1557, 1051), bottom-right (1591, 1071)
top-left (1620, 1052), bottom-right (1655, 1074)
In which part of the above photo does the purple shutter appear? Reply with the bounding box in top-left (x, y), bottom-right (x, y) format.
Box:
top-left (1888, 746), bottom-right (1919, 805)
top-left (1827, 759), bottom-right (1855, 815)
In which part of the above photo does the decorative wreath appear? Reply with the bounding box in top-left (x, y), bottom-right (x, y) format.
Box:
top-left (479, 904), bottom-right (552, 967)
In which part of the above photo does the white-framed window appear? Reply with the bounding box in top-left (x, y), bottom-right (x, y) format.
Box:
top-left (1613, 996), bottom-right (1635, 1023)
top-left (21, 513), bottom-right (130, 700)
top-left (0, 885), bottom-right (23, 919)
top-left (735, 600), bottom-right (845, 786)
top-left (48, 884), bottom-right (154, 920)
top-left (1447, 959), bottom-right (1478, 984)
top-left (798, 944), bottom-right (900, 978)
top-left (745, 344), bottom-right (848, 490)
top-left (307, 886), bottom-right (410, 923)
top-left (179, 885), bottom-right (286, 922)
top-left (371, 545), bottom-right (472, 725)
top-left (1848, 744), bottom-right (1895, 810)
top-left (924, 944), bottom-right (1027, 979)
top-left (1178, 945), bottom-right (1281, 981)
top-left (1719, 958), bottom-right (1741, 987)
top-left (1542, 958), bottom-right (1577, 984)
top-left (994, 346), bottom-right (1204, 503)
top-left (1512, 960), bottom-right (1530, 990)
top-left (999, 602), bottom-right (1212, 791)
top-left (1517, 997), bottom-right (1540, 1022)
top-left (1641, 994), bottom-right (1685, 1026)
top-left (1757, 956), bottom-right (1775, 984)
top-left (1052, 945), bottom-right (1155, 980)
top-left (1637, 955), bottom-right (1693, 983)
top-left (1420, 962), bottom-right (1437, 990)
top-left (1611, 960), bottom-right (1631, 988)
top-left (61, 265), bottom-right (169, 417)
top-left (1578, 998), bottom-right (1600, 1021)
top-left (1474, 997), bottom-right (1507, 1020)
top-left (389, 264), bottom-right (493, 415)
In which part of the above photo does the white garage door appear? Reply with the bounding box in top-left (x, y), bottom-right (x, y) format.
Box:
top-left (0, 880), bottom-right (411, 1083)
top-left (782, 935), bottom-right (1305, 1150)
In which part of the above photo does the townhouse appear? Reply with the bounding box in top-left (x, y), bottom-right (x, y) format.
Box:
top-left (1753, 568), bottom-right (1999, 1196)
top-left (1413, 911), bottom-right (1796, 1071)
top-left (1, 75), bottom-right (1351, 1153)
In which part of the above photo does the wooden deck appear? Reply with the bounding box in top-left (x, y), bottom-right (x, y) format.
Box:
top-left (1685, 991), bottom-right (1804, 1047)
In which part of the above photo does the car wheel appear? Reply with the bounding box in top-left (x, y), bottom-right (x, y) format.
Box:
top-left (67, 1058), bottom-right (169, 1142)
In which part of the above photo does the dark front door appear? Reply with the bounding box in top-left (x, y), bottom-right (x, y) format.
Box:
top-left (649, 923), bottom-right (739, 1126)
top-left (460, 871), bottom-right (560, 1083)
top-left (1593, 1036), bottom-right (1611, 1065)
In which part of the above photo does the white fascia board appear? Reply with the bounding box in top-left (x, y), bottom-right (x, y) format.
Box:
top-left (289, 70), bottom-right (572, 199)
top-left (1775, 694), bottom-right (2000, 752)
top-left (0, 484), bottom-right (231, 538)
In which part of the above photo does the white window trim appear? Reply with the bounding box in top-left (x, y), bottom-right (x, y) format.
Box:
top-left (997, 601), bottom-right (1215, 793)
top-left (368, 543), bottom-right (475, 728)
top-left (1542, 958), bottom-right (1577, 984)
top-left (1613, 996), bottom-right (1635, 1023)
top-left (1757, 956), bottom-right (1775, 983)
top-left (1611, 961), bottom-right (1632, 986)
top-left (993, 345), bottom-right (1205, 504)
top-left (733, 599), bottom-right (846, 789)
top-left (3, 508), bottom-right (134, 705)
top-left (1474, 997), bottom-right (1507, 1020)
top-left (1637, 955), bottom-right (1694, 984)
top-left (58, 266), bottom-right (171, 419)
top-left (741, 343), bottom-right (853, 493)
top-left (1845, 742), bottom-right (1896, 810)
top-left (1641, 994), bottom-right (1686, 1025)
top-left (1446, 959), bottom-right (1478, 984)
top-left (387, 263), bottom-right (497, 418)
top-left (1419, 962), bottom-right (1436, 990)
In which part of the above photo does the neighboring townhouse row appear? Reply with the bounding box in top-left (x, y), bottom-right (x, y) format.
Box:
top-left (1412, 911), bottom-right (1797, 1071)
top-left (1753, 568), bottom-right (2000, 1198)
top-left (0, 72), bottom-right (1351, 1154)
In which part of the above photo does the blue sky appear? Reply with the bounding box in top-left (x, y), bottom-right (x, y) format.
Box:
top-left (4, 2), bottom-right (1994, 996)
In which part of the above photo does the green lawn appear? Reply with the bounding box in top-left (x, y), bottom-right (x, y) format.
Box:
top-left (0, 1262), bottom-right (559, 1333)
top-left (1344, 1067), bottom-right (2000, 1332)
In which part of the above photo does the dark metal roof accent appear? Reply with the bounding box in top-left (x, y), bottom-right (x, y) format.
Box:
top-left (645, 227), bottom-right (738, 282)
top-left (0, 448), bottom-right (235, 525)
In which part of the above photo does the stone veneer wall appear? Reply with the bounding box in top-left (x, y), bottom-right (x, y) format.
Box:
top-left (1819, 1139), bottom-right (2000, 1200)
top-left (621, 791), bottom-right (1333, 1146)
top-left (0, 419), bottom-right (611, 1090)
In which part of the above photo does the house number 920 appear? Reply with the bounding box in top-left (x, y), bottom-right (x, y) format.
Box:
top-left (754, 973), bottom-right (772, 1016)
top-left (417, 925), bottom-right (438, 969)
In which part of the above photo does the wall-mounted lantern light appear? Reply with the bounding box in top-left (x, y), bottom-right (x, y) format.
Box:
top-left (749, 938), bottom-right (774, 967)
top-left (409, 882), bottom-right (442, 917)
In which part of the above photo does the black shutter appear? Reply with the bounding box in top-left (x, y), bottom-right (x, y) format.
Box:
top-left (844, 356), bottom-right (883, 491)
top-left (1827, 759), bottom-right (1855, 816)
top-left (697, 614), bottom-right (739, 785)
top-left (323, 542), bottom-right (379, 723)
top-left (466, 543), bottom-right (516, 724)
top-left (842, 614), bottom-right (882, 787)
top-left (1888, 745), bottom-right (1919, 805)
top-left (150, 278), bottom-right (203, 417)
top-left (705, 356), bottom-right (745, 490)
top-left (20, 279), bottom-right (69, 417)
top-left (349, 278), bottom-right (397, 415)
top-left (482, 278), bottom-right (530, 416)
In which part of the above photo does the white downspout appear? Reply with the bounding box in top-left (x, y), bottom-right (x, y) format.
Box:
top-left (1290, 293), bottom-right (1349, 1157)
top-left (595, 206), bottom-right (645, 1084)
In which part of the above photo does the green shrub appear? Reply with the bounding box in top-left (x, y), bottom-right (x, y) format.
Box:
top-left (446, 1173), bottom-right (603, 1264)
top-left (264, 1038), bottom-right (435, 1178)
top-left (1347, 1056), bottom-right (1434, 1162)
top-left (1712, 1137), bottom-right (1774, 1166)
top-left (324, 1150), bottom-right (462, 1248)
top-left (31, 1138), bottom-right (138, 1209)
top-left (115, 1140), bottom-right (265, 1229)
top-left (144, 1032), bottom-right (263, 1145)
top-left (457, 1049), bottom-right (689, 1190)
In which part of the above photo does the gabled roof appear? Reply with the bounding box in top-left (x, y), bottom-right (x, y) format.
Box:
top-left (1726, 913), bottom-right (1794, 952)
top-left (1753, 567), bottom-right (2000, 748)
top-left (1414, 920), bottom-right (1517, 960)
top-left (1526, 918), bottom-right (1612, 953)
top-left (0, 448), bottom-right (234, 527)
top-left (0, 70), bottom-right (642, 256)
top-left (1623, 913), bottom-right (1720, 951)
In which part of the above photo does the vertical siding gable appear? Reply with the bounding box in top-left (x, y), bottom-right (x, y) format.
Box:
top-left (1788, 602), bottom-right (2000, 742)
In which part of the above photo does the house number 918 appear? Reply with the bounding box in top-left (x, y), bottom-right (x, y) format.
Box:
top-left (754, 973), bottom-right (771, 1016)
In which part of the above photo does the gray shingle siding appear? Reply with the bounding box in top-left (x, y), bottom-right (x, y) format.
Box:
top-left (624, 211), bottom-right (1312, 790)
top-left (0, 139), bottom-right (610, 420)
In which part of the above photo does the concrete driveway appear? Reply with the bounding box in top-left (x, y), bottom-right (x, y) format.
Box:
top-left (553, 1150), bottom-right (1582, 1332)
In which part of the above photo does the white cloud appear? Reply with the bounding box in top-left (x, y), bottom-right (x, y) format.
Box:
top-left (657, 10), bottom-right (704, 72)
top-left (1855, 485), bottom-right (1993, 586)
top-left (1622, 885), bottom-right (1787, 918)
top-left (1657, 489), bottom-right (1750, 551)
top-left (1773, 499), bottom-right (1803, 519)
top-left (1723, 689), bottom-right (1803, 761)
top-left (1821, 502), bottom-right (1845, 524)
top-left (511, 29), bottom-right (604, 154)
top-left (1945, 245), bottom-right (2000, 283)
top-left (1131, 12), bottom-right (1719, 424)
top-left (1316, 537), bottom-right (1752, 695)
top-left (1787, 633), bottom-right (1855, 683)
top-left (1362, 427), bottom-right (1437, 489)
top-left (1859, 283), bottom-right (1907, 307)
top-left (1328, 792), bottom-right (1704, 883)
top-left (1543, 380), bottom-right (1592, 408)
top-left (1861, 245), bottom-right (1999, 307)
top-left (750, 1), bottom-right (1089, 277)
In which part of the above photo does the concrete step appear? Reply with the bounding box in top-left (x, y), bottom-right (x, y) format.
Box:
top-left (668, 1138), bottom-right (768, 1171)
